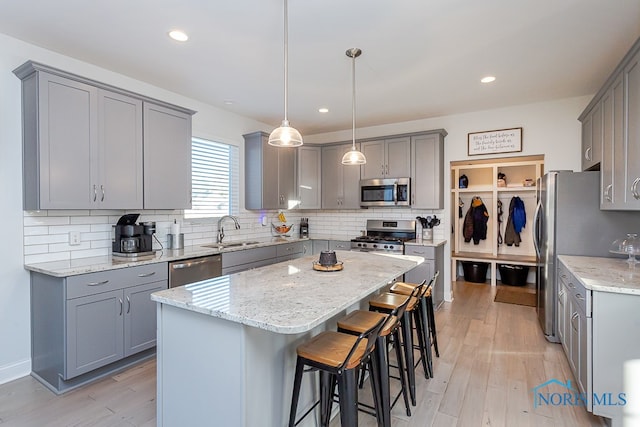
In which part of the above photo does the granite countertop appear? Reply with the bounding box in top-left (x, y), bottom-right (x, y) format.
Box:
top-left (150, 250), bottom-right (424, 334)
top-left (404, 238), bottom-right (447, 248)
top-left (24, 236), bottom-right (313, 277)
top-left (559, 255), bottom-right (640, 295)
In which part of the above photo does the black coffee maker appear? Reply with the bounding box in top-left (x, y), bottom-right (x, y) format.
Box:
top-left (112, 214), bottom-right (153, 256)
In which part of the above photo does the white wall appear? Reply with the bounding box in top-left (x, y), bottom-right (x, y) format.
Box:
top-left (0, 31), bottom-right (591, 385)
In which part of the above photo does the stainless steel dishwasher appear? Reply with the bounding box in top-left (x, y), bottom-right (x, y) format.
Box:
top-left (168, 255), bottom-right (222, 288)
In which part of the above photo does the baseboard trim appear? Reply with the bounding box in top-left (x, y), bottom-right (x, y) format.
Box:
top-left (0, 358), bottom-right (31, 385)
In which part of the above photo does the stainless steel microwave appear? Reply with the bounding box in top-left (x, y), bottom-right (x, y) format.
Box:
top-left (360, 178), bottom-right (410, 207)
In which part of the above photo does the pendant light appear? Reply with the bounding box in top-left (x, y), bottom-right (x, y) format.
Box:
top-left (268, 0), bottom-right (303, 147)
top-left (342, 48), bottom-right (366, 165)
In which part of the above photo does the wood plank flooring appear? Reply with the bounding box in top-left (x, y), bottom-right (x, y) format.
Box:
top-left (0, 280), bottom-right (605, 426)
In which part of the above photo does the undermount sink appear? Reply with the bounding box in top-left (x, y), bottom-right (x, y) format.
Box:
top-left (203, 241), bottom-right (260, 249)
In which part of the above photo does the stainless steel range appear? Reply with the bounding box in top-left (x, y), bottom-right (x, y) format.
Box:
top-left (351, 219), bottom-right (416, 253)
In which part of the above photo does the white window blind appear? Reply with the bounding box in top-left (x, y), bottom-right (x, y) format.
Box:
top-left (184, 137), bottom-right (239, 219)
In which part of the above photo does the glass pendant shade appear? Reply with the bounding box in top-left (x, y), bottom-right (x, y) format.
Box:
top-left (269, 0), bottom-right (302, 147)
top-left (342, 47), bottom-right (366, 165)
top-left (342, 148), bottom-right (367, 165)
top-left (269, 119), bottom-right (303, 147)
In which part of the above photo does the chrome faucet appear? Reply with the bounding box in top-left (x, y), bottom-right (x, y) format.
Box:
top-left (217, 215), bottom-right (240, 243)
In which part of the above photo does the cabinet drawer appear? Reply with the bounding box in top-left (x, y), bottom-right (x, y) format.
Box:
top-left (222, 246), bottom-right (277, 269)
top-left (564, 271), bottom-right (590, 316)
top-left (403, 245), bottom-right (435, 259)
top-left (329, 240), bottom-right (351, 251)
top-left (66, 263), bottom-right (167, 300)
top-left (276, 242), bottom-right (303, 258)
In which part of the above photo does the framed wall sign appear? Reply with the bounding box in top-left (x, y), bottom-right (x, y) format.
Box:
top-left (468, 127), bottom-right (523, 156)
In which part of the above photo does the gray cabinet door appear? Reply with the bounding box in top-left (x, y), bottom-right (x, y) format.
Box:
top-left (385, 137), bottom-right (411, 178)
top-left (581, 103), bottom-right (602, 172)
top-left (98, 90), bottom-right (143, 209)
top-left (37, 72), bottom-right (97, 209)
top-left (360, 140), bottom-right (385, 179)
top-left (302, 240), bottom-right (313, 256)
top-left (328, 240), bottom-right (351, 251)
top-left (411, 133), bottom-right (444, 209)
top-left (124, 281), bottom-right (165, 357)
top-left (321, 145), bottom-right (344, 209)
top-left (297, 146), bottom-right (321, 209)
top-left (66, 289), bottom-right (124, 379)
top-left (278, 146), bottom-right (297, 209)
top-left (143, 102), bottom-right (192, 209)
top-left (312, 240), bottom-right (329, 254)
top-left (601, 85), bottom-right (614, 208)
top-left (624, 50), bottom-right (640, 208)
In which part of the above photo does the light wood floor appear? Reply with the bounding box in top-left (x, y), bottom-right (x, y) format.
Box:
top-left (0, 281), bottom-right (605, 426)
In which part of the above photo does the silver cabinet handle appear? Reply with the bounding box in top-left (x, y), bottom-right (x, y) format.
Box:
top-left (632, 177), bottom-right (640, 200)
top-left (126, 296), bottom-right (131, 314)
top-left (87, 280), bottom-right (109, 286)
top-left (585, 146), bottom-right (592, 161)
top-left (571, 312), bottom-right (579, 331)
top-left (137, 272), bottom-right (156, 278)
top-left (381, 164), bottom-right (385, 175)
top-left (101, 185), bottom-right (105, 202)
top-left (119, 298), bottom-right (123, 316)
top-left (567, 281), bottom-right (575, 289)
top-left (385, 164), bottom-right (389, 175)
top-left (604, 184), bottom-right (612, 202)
top-left (576, 293), bottom-right (585, 301)
top-left (93, 184), bottom-right (97, 202)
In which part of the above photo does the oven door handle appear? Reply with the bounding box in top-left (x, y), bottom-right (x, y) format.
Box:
top-left (393, 181), bottom-right (398, 205)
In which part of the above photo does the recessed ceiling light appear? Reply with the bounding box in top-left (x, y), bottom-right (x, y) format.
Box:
top-left (223, 100), bottom-right (234, 105)
top-left (318, 108), bottom-right (329, 113)
top-left (481, 76), bottom-right (496, 83)
top-left (168, 30), bottom-right (189, 42)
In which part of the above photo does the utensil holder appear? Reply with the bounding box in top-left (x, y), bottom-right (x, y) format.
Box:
top-left (422, 228), bottom-right (433, 241)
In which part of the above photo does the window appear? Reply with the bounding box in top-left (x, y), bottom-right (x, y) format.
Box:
top-left (184, 137), bottom-right (239, 219)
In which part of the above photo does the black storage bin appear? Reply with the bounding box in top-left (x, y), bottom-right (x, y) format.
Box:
top-left (461, 261), bottom-right (489, 283)
top-left (498, 264), bottom-right (529, 286)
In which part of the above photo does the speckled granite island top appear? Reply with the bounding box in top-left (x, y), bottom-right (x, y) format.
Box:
top-left (151, 250), bottom-right (423, 334)
top-left (559, 255), bottom-right (640, 295)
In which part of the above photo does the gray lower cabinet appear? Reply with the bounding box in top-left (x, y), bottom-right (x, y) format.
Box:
top-left (143, 102), bottom-right (193, 209)
top-left (13, 61), bottom-right (194, 211)
top-left (31, 262), bottom-right (167, 394)
top-left (301, 240), bottom-right (313, 257)
top-left (329, 240), bottom-right (351, 251)
top-left (321, 143), bottom-right (361, 209)
top-left (312, 240), bottom-right (329, 255)
top-left (276, 242), bottom-right (304, 261)
top-left (222, 246), bottom-right (278, 275)
top-left (411, 131), bottom-right (446, 209)
top-left (403, 244), bottom-right (445, 309)
top-left (244, 131), bottom-right (297, 210)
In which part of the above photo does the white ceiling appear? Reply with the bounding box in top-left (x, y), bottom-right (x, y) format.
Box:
top-left (1, 0), bottom-right (640, 136)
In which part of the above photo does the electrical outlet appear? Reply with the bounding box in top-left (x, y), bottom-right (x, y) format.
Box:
top-left (69, 231), bottom-right (81, 246)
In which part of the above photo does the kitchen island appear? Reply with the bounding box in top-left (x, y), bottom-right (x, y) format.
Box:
top-left (151, 250), bottom-right (424, 427)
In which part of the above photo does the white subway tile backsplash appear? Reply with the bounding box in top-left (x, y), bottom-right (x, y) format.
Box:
top-left (70, 248), bottom-right (109, 259)
top-left (24, 226), bottom-right (50, 236)
top-left (24, 216), bottom-right (69, 226)
top-left (25, 251), bottom-right (70, 264)
top-left (24, 234), bottom-right (68, 245)
top-left (24, 244), bottom-right (49, 255)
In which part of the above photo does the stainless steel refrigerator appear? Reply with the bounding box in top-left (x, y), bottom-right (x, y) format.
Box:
top-left (534, 171), bottom-right (639, 342)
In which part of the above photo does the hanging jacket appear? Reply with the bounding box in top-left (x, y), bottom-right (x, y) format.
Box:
top-left (505, 196), bottom-right (526, 246)
top-left (463, 196), bottom-right (489, 244)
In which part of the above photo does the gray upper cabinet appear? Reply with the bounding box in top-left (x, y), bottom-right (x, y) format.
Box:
top-left (296, 146), bottom-right (321, 209)
top-left (143, 102), bottom-right (192, 209)
top-left (581, 102), bottom-right (602, 171)
top-left (321, 143), bottom-right (361, 209)
top-left (360, 137), bottom-right (411, 179)
top-left (14, 61), bottom-right (195, 211)
top-left (579, 37), bottom-right (640, 210)
top-left (410, 131), bottom-right (446, 209)
top-left (244, 131), bottom-right (297, 210)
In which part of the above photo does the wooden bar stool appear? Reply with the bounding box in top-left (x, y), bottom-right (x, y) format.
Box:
top-left (390, 271), bottom-right (440, 379)
top-left (368, 280), bottom-right (425, 407)
top-left (336, 285), bottom-right (420, 425)
top-left (288, 316), bottom-right (386, 427)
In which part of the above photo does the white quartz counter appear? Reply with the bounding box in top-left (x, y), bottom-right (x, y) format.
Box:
top-left (559, 255), bottom-right (640, 295)
top-left (151, 250), bottom-right (424, 334)
top-left (23, 237), bottom-right (313, 277)
top-left (404, 238), bottom-right (447, 248)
